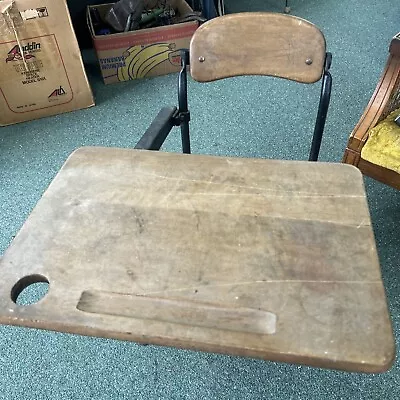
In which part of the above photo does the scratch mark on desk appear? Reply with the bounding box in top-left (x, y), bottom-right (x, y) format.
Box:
top-left (139, 171), bottom-right (364, 198)
top-left (356, 219), bottom-right (366, 229)
top-left (140, 279), bottom-right (381, 296)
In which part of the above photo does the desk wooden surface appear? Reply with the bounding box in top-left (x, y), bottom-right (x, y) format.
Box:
top-left (0, 147), bottom-right (395, 372)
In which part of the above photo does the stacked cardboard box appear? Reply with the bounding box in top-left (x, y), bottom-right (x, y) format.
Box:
top-left (0, 0), bottom-right (94, 126)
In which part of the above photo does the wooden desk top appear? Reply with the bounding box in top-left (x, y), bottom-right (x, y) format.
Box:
top-left (0, 147), bottom-right (395, 372)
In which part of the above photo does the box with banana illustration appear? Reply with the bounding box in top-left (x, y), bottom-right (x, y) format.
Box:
top-left (87, 1), bottom-right (199, 84)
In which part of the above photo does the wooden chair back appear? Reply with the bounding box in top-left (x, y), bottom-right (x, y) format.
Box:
top-left (189, 12), bottom-right (326, 84)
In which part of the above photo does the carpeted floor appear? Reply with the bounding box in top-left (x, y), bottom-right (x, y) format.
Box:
top-left (1, 0), bottom-right (399, 398)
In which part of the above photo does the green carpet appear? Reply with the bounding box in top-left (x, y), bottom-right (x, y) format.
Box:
top-left (1, 0), bottom-right (399, 398)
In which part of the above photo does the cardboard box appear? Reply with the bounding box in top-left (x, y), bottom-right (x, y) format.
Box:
top-left (87, 1), bottom-right (198, 84)
top-left (0, 0), bottom-right (94, 126)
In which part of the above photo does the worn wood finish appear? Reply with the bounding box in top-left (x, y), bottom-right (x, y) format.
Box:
top-left (354, 157), bottom-right (400, 190)
top-left (343, 33), bottom-right (400, 189)
top-left (0, 147), bottom-right (395, 373)
top-left (189, 13), bottom-right (326, 83)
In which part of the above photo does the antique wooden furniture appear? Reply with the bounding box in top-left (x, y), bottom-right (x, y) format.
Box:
top-left (137, 13), bottom-right (332, 161)
top-left (0, 13), bottom-right (394, 374)
top-left (343, 33), bottom-right (400, 190)
top-left (0, 147), bottom-right (395, 373)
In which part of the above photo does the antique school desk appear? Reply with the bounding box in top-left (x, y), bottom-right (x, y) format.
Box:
top-left (0, 147), bottom-right (395, 373)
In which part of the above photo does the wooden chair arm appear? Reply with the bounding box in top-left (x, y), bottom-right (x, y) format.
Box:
top-left (389, 32), bottom-right (400, 56)
top-left (343, 33), bottom-right (400, 189)
top-left (344, 33), bottom-right (400, 164)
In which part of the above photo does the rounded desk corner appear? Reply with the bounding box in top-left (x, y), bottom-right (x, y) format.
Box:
top-left (378, 342), bottom-right (397, 373)
top-left (367, 340), bottom-right (397, 374)
top-left (63, 146), bottom-right (104, 167)
top-left (68, 146), bottom-right (95, 158)
top-left (338, 162), bottom-right (364, 179)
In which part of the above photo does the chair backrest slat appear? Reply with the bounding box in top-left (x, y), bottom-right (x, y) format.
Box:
top-left (190, 13), bottom-right (326, 84)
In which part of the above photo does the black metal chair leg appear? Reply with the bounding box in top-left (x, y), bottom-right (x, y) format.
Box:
top-left (178, 49), bottom-right (191, 154)
top-left (309, 53), bottom-right (332, 161)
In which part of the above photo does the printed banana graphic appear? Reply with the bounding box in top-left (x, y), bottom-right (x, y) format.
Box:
top-left (135, 44), bottom-right (172, 78)
top-left (117, 43), bottom-right (174, 81)
top-left (117, 45), bottom-right (142, 81)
